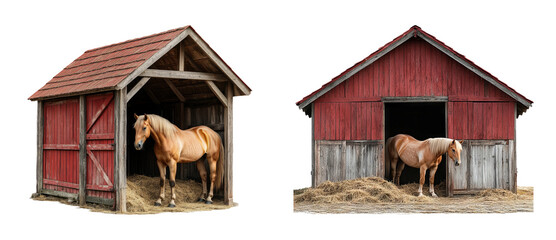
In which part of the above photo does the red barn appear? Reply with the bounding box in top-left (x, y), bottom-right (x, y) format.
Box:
top-left (297, 26), bottom-right (532, 195)
top-left (29, 26), bottom-right (251, 211)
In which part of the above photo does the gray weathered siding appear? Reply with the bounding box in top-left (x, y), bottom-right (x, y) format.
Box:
top-left (314, 140), bottom-right (383, 186)
top-left (448, 140), bottom-right (515, 195)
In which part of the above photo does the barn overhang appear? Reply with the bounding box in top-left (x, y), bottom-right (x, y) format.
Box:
top-left (29, 26), bottom-right (251, 102)
top-left (296, 25), bottom-right (532, 116)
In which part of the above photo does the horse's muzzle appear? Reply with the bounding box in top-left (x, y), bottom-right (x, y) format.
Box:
top-left (455, 161), bottom-right (460, 166)
top-left (135, 141), bottom-right (143, 150)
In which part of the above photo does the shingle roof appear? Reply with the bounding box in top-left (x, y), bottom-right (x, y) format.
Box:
top-left (296, 26), bottom-right (533, 114)
top-left (29, 26), bottom-right (187, 100)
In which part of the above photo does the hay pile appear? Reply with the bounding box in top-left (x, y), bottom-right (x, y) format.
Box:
top-left (477, 187), bottom-right (533, 201)
top-left (125, 175), bottom-right (230, 214)
top-left (294, 177), bottom-right (437, 204)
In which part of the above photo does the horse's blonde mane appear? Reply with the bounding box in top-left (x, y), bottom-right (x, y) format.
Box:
top-left (135, 114), bottom-right (179, 138)
top-left (427, 138), bottom-right (461, 155)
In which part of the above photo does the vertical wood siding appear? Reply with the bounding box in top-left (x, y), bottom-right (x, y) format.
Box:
top-left (43, 98), bottom-right (80, 194)
top-left (448, 101), bottom-right (515, 140)
top-left (313, 102), bottom-right (382, 141)
top-left (86, 92), bottom-right (115, 201)
top-left (448, 140), bottom-right (514, 193)
top-left (314, 140), bottom-right (383, 186)
top-left (314, 38), bottom-right (515, 142)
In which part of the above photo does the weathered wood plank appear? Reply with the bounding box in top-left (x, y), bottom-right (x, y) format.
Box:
top-left (206, 81), bottom-right (228, 107)
top-left (125, 77), bottom-right (151, 103)
top-left (114, 89), bottom-right (127, 212)
top-left (36, 101), bottom-right (44, 195)
top-left (164, 79), bottom-right (186, 102)
top-left (223, 82), bottom-right (233, 206)
top-left (140, 69), bottom-right (227, 81)
top-left (79, 96), bottom-right (87, 205)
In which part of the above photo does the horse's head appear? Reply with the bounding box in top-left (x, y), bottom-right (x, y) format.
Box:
top-left (133, 113), bottom-right (151, 150)
top-left (447, 139), bottom-right (464, 166)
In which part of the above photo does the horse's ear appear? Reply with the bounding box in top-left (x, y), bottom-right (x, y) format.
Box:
top-left (134, 113), bottom-right (139, 119)
top-left (452, 139), bottom-right (456, 145)
top-left (459, 140), bottom-right (465, 144)
top-left (143, 114), bottom-right (148, 121)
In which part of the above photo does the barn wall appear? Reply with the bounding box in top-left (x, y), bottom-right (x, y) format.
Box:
top-left (313, 102), bottom-right (382, 141)
top-left (42, 98), bottom-right (80, 195)
top-left (314, 38), bottom-right (514, 142)
top-left (40, 93), bottom-right (116, 204)
top-left (448, 101), bottom-right (515, 140)
top-left (447, 140), bottom-right (515, 194)
top-left (314, 140), bottom-right (383, 186)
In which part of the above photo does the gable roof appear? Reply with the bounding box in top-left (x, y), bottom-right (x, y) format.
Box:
top-left (296, 25), bottom-right (532, 116)
top-left (29, 26), bottom-right (250, 101)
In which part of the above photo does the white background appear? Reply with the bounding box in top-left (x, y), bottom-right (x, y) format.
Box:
top-left (1, 0), bottom-right (554, 239)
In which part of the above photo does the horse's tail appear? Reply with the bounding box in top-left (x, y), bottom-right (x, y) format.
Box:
top-left (215, 141), bottom-right (224, 190)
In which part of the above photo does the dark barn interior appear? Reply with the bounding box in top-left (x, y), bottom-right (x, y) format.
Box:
top-left (384, 102), bottom-right (446, 186)
top-left (124, 37), bottom-right (228, 196)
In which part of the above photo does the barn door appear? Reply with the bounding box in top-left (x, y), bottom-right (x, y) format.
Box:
top-left (42, 98), bottom-right (80, 197)
top-left (85, 93), bottom-right (115, 204)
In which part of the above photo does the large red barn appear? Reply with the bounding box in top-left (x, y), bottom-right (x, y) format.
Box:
top-left (297, 26), bottom-right (532, 195)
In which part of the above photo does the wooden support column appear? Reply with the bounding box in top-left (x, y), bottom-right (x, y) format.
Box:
top-left (114, 88), bottom-right (127, 212)
top-left (36, 101), bottom-right (44, 195)
top-left (79, 95), bottom-right (87, 205)
top-left (224, 82), bottom-right (233, 205)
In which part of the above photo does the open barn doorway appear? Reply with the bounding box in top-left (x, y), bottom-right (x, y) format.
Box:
top-left (384, 101), bottom-right (446, 187)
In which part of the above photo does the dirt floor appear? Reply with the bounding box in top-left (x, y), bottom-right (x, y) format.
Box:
top-left (32, 175), bottom-right (232, 214)
top-left (294, 177), bottom-right (533, 214)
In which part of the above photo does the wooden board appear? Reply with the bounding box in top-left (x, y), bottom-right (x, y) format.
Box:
top-left (314, 140), bottom-right (383, 186)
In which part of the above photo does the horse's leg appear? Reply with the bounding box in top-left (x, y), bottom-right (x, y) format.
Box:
top-left (155, 161), bottom-right (166, 206)
top-left (390, 157), bottom-right (398, 185)
top-left (167, 161), bottom-right (177, 208)
top-left (418, 165), bottom-right (427, 197)
top-left (428, 165), bottom-right (439, 197)
top-left (395, 162), bottom-right (405, 185)
top-left (196, 159), bottom-right (208, 202)
top-left (206, 155), bottom-right (217, 204)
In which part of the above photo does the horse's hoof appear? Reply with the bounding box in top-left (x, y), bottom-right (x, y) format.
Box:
top-left (198, 198), bottom-right (206, 202)
top-left (168, 203), bottom-right (176, 208)
top-left (154, 202), bottom-right (162, 206)
top-left (205, 200), bottom-right (213, 205)
top-left (431, 193), bottom-right (438, 198)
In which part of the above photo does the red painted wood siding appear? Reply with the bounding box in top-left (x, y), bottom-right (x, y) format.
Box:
top-left (314, 101), bottom-right (382, 140)
top-left (43, 98), bottom-right (80, 194)
top-left (86, 92), bottom-right (115, 200)
top-left (314, 38), bottom-right (515, 141)
top-left (41, 93), bottom-right (115, 200)
top-left (318, 38), bottom-right (513, 100)
top-left (449, 101), bottom-right (515, 140)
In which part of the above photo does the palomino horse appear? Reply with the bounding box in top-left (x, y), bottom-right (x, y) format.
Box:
top-left (133, 114), bottom-right (224, 206)
top-left (386, 134), bottom-right (463, 197)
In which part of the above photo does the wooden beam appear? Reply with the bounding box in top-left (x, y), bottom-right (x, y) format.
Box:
top-left (36, 101), bottom-right (44, 195)
top-left (125, 77), bottom-right (151, 103)
top-left (223, 82), bottom-right (233, 206)
top-left (140, 69), bottom-right (227, 82)
top-left (145, 88), bottom-right (160, 104)
top-left (206, 81), bottom-right (228, 107)
top-left (79, 96), bottom-right (87, 205)
top-left (186, 28), bottom-right (251, 96)
top-left (179, 41), bottom-right (185, 71)
top-left (381, 96), bottom-right (448, 103)
top-left (114, 89), bottom-right (127, 212)
top-left (164, 79), bottom-right (186, 102)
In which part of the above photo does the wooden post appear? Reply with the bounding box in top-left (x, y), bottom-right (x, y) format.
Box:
top-left (311, 104), bottom-right (315, 188)
top-left (79, 95), bottom-right (87, 205)
top-left (223, 82), bottom-right (233, 205)
top-left (114, 89), bottom-right (127, 212)
top-left (36, 101), bottom-right (44, 195)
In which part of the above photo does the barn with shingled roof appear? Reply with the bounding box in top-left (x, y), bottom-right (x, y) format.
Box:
top-left (29, 26), bottom-right (251, 211)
